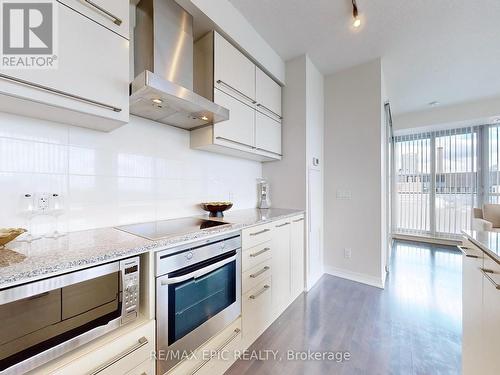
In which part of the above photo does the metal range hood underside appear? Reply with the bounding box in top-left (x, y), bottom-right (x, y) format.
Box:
top-left (130, 71), bottom-right (229, 130)
top-left (130, 0), bottom-right (229, 130)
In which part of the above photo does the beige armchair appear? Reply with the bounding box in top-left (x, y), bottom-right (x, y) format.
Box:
top-left (472, 205), bottom-right (500, 232)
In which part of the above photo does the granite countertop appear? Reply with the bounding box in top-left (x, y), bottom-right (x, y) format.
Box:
top-left (0, 208), bottom-right (303, 289)
top-left (462, 230), bottom-right (500, 263)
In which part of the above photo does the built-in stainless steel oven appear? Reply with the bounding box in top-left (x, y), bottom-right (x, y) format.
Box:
top-left (0, 256), bottom-right (140, 374)
top-left (155, 233), bottom-right (241, 374)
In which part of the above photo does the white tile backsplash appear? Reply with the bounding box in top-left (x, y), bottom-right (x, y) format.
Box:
top-left (0, 113), bottom-right (262, 233)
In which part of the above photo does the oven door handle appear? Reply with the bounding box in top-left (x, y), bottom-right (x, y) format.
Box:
top-left (160, 255), bottom-right (237, 286)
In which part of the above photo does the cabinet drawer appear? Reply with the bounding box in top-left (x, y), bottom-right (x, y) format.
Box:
top-left (48, 320), bottom-right (155, 375)
top-left (255, 111), bottom-right (282, 156)
top-left (255, 67), bottom-right (282, 119)
top-left (0, 1), bottom-right (129, 123)
top-left (243, 260), bottom-right (272, 294)
top-left (242, 241), bottom-right (272, 272)
top-left (242, 278), bottom-right (272, 345)
top-left (213, 88), bottom-right (255, 152)
top-left (242, 224), bottom-right (273, 249)
top-left (214, 32), bottom-right (255, 103)
top-left (168, 318), bottom-right (241, 375)
top-left (59, 0), bottom-right (129, 39)
top-left (125, 358), bottom-right (154, 375)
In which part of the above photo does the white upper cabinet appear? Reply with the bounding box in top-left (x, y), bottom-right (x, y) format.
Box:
top-left (0, 0), bottom-right (129, 131)
top-left (256, 67), bottom-right (282, 120)
top-left (255, 112), bottom-right (282, 157)
top-left (59, 0), bottom-right (129, 39)
top-left (214, 32), bottom-right (256, 104)
top-left (213, 88), bottom-right (255, 152)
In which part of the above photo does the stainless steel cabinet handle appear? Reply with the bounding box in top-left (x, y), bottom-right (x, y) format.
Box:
top-left (249, 285), bottom-right (270, 299)
top-left (457, 245), bottom-right (479, 258)
top-left (293, 218), bottom-right (305, 223)
top-left (250, 266), bottom-right (270, 278)
top-left (249, 228), bottom-right (270, 236)
top-left (88, 337), bottom-right (148, 375)
top-left (255, 147), bottom-right (283, 157)
top-left (249, 247), bottom-right (270, 258)
top-left (480, 268), bottom-right (500, 290)
top-left (216, 136), bottom-right (255, 150)
top-left (161, 255), bottom-right (236, 285)
top-left (256, 103), bottom-right (283, 120)
top-left (216, 79), bottom-right (257, 104)
top-left (84, 0), bottom-right (123, 25)
top-left (0, 73), bottom-right (122, 112)
top-left (276, 222), bottom-right (291, 228)
top-left (190, 328), bottom-right (241, 374)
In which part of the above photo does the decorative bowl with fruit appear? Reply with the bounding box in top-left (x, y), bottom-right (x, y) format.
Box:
top-left (200, 202), bottom-right (233, 217)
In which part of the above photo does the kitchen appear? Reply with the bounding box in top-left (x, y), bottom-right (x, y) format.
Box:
top-left (1, 0), bottom-right (499, 374)
top-left (0, 0), bottom-right (312, 374)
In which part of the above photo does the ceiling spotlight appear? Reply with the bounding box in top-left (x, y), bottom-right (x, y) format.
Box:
top-left (152, 98), bottom-right (163, 104)
top-left (352, 0), bottom-right (361, 28)
top-left (200, 115), bottom-right (209, 121)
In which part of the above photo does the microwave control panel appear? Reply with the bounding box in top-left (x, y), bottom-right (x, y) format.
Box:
top-left (120, 257), bottom-right (140, 324)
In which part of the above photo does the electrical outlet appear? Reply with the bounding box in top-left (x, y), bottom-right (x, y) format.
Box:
top-left (344, 248), bottom-right (352, 259)
top-left (36, 193), bottom-right (50, 212)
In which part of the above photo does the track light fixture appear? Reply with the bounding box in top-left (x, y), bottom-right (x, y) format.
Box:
top-left (352, 0), bottom-right (361, 28)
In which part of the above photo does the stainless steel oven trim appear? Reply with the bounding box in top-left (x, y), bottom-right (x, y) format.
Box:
top-left (160, 254), bottom-right (237, 286)
top-left (3, 316), bottom-right (122, 375)
top-left (0, 261), bottom-right (120, 305)
top-left (156, 247), bottom-right (241, 374)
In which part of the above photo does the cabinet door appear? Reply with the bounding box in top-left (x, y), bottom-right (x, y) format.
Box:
top-left (59, 0), bottom-right (129, 39)
top-left (271, 219), bottom-right (291, 316)
top-left (256, 67), bottom-right (282, 119)
top-left (255, 111), bottom-right (282, 156)
top-left (481, 256), bottom-right (500, 375)
top-left (462, 247), bottom-right (484, 375)
top-left (242, 277), bottom-right (272, 346)
top-left (214, 32), bottom-right (256, 104)
top-left (290, 216), bottom-right (305, 300)
top-left (0, 1), bottom-right (129, 120)
top-left (213, 88), bottom-right (255, 151)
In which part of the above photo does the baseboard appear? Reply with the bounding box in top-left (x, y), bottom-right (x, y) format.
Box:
top-left (324, 266), bottom-right (385, 289)
top-left (392, 233), bottom-right (460, 246)
top-left (306, 269), bottom-right (323, 291)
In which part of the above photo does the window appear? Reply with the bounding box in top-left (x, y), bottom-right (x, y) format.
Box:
top-left (394, 127), bottom-right (478, 239)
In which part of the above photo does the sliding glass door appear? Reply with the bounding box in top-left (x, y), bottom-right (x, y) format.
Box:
top-left (394, 127), bottom-right (478, 239)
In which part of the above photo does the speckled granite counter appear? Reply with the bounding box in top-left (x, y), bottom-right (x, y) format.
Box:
top-left (0, 208), bottom-right (303, 289)
top-left (462, 230), bottom-right (500, 263)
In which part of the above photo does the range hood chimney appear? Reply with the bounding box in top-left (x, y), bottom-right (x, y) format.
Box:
top-left (130, 0), bottom-right (229, 129)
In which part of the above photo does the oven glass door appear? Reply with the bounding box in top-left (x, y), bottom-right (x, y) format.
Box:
top-left (166, 251), bottom-right (237, 345)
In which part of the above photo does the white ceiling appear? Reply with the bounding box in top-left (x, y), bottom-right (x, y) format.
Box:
top-left (229, 0), bottom-right (500, 115)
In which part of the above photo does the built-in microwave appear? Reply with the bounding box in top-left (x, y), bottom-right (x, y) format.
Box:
top-left (0, 256), bottom-right (140, 374)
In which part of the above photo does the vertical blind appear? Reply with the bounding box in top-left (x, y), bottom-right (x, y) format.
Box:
top-left (394, 127), bottom-right (478, 239)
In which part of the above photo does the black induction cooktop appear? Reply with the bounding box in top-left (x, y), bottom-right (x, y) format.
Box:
top-left (115, 217), bottom-right (228, 240)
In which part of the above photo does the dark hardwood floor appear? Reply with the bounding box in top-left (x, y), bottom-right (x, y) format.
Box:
top-left (226, 240), bottom-right (462, 374)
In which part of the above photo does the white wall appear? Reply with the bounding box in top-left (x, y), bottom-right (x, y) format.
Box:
top-left (0, 113), bottom-right (261, 234)
top-left (305, 56), bottom-right (325, 288)
top-left (262, 54), bottom-right (324, 290)
top-left (324, 59), bottom-right (386, 288)
top-left (176, 0), bottom-right (285, 84)
top-left (393, 95), bottom-right (500, 134)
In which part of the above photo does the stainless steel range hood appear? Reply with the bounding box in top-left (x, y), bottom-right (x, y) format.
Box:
top-left (130, 0), bottom-right (229, 129)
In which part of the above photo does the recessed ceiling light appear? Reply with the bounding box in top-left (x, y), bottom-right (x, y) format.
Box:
top-left (152, 98), bottom-right (163, 104)
top-left (352, 0), bottom-right (361, 28)
top-left (494, 118), bottom-right (500, 123)
top-left (429, 101), bottom-right (440, 107)
top-left (200, 115), bottom-right (209, 121)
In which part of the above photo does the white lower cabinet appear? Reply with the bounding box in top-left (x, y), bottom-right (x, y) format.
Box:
top-left (461, 240), bottom-right (500, 375)
top-left (242, 277), bottom-right (273, 347)
top-left (240, 215), bottom-right (304, 347)
top-left (167, 318), bottom-right (242, 375)
top-left (30, 320), bottom-right (155, 375)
